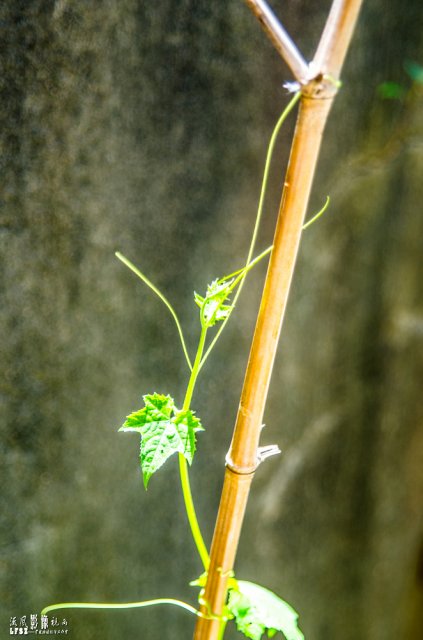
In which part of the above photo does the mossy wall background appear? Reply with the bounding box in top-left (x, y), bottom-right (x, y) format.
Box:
top-left (1, 1), bottom-right (422, 639)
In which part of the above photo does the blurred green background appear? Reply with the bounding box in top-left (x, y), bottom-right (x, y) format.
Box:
top-left (1, 1), bottom-right (422, 639)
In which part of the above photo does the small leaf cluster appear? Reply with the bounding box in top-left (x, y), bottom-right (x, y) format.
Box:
top-left (120, 393), bottom-right (203, 488)
top-left (194, 278), bottom-right (234, 328)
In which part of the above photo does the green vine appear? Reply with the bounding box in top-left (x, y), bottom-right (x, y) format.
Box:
top-left (42, 91), bottom-right (329, 639)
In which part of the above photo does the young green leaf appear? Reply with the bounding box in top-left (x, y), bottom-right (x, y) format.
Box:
top-left (119, 393), bottom-right (203, 488)
top-left (227, 581), bottom-right (304, 640)
top-left (194, 279), bottom-right (234, 328)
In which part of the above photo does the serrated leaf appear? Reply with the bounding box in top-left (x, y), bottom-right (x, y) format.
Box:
top-left (172, 409), bottom-right (202, 466)
top-left (119, 393), bottom-right (174, 434)
top-left (194, 279), bottom-right (234, 327)
top-left (144, 393), bottom-right (175, 417)
top-left (119, 393), bottom-right (203, 488)
top-left (139, 417), bottom-right (183, 487)
top-left (227, 581), bottom-right (304, 640)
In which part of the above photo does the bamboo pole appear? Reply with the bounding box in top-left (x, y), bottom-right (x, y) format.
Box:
top-left (193, 2), bottom-right (364, 639)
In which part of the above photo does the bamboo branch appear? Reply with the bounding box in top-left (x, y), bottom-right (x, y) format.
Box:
top-left (244, 0), bottom-right (310, 83)
top-left (313, 0), bottom-right (364, 79)
top-left (193, 1), bottom-right (363, 639)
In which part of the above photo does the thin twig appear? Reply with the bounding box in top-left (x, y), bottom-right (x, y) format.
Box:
top-left (313, 0), bottom-right (364, 77)
top-left (244, 0), bottom-right (310, 83)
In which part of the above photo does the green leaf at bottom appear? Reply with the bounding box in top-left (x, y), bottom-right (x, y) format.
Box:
top-left (227, 581), bottom-right (304, 640)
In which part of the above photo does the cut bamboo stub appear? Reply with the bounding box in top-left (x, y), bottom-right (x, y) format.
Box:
top-left (193, 1), bottom-right (364, 639)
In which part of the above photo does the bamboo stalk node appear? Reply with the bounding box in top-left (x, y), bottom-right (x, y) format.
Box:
top-left (225, 444), bottom-right (280, 474)
top-left (225, 454), bottom-right (257, 475)
top-left (301, 72), bottom-right (341, 100)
